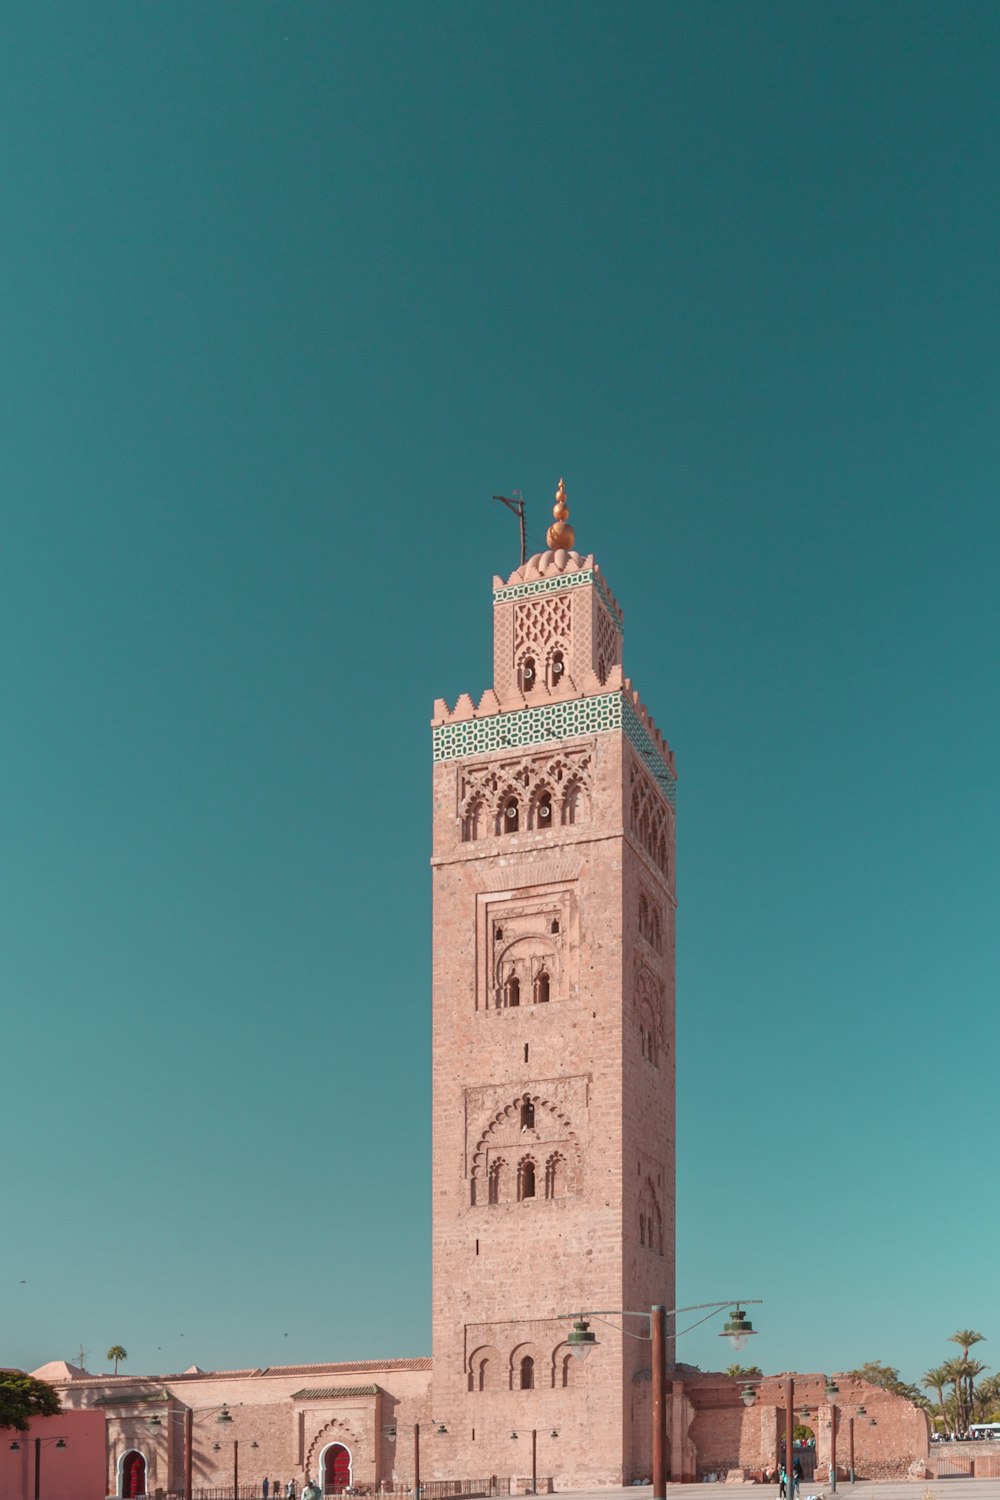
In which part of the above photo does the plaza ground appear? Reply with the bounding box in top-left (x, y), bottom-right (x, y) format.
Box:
top-left (556, 1484), bottom-right (1000, 1500)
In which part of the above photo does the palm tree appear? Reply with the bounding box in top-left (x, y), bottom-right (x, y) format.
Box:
top-left (924, 1367), bottom-right (951, 1433)
top-left (106, 1345), bottom-right (127, 1376)
top-left (949, 1331), bottom-right (985, 1359)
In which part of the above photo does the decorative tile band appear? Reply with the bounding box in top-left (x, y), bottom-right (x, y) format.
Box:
top-left (432, 692), bottom-right (676, 807)
top-left (622, 697), bottom-right (677, 807)
top-left (492, 570), bottom-right (624, 633)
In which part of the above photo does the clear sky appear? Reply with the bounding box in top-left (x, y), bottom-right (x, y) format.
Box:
top-left (2, 2), bottom-right (997, 1392)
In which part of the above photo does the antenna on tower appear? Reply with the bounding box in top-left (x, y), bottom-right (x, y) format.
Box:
top-left (493, 490), bottom-right (527, 567)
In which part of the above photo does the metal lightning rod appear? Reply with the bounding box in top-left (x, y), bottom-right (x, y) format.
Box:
top-left (493, 490), bottom-right (526, 566)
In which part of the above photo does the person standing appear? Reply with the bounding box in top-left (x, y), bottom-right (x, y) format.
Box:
top-left (263, 1482), bottom-right (270, 1500)
top-left (778, 1464), bottom-right (787, 1498)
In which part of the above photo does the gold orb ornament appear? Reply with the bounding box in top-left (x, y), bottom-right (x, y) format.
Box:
top-left (546, 477), bottom-right (575, 550)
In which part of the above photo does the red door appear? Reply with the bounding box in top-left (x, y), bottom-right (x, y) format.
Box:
top-left (324, 1443), bottom-right (351, 1493)
top-left (123, 1451), bottom-right (146, 1498)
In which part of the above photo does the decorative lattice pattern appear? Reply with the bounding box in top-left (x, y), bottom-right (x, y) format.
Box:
top-left (622, 698), bottom-right (676, 807)
top-left (514, 594), bottom-right (572, 653)
top-left (595, 605), bottom-right (620, 683)
top-left (434, 691), bottom-right (677, 805)
top-left (493, 570), bottom-right (623, 633)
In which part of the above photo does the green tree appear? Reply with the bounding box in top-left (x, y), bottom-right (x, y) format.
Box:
top-left (949, 1331), bottom-right (985, 1359)
top-left (0, 1373), bottom-right (61, 1432)
top-left (923, 1366), bottom-right (952, 1433)
top-left (847, 1361), bottom-right (928, 1408)
top-left (726, 1364), bottom-right (763, 1379)
top-left (106, 1345), bottom-right (127, 1375)
top-left (973, 1373), bottom-right (1000, 1423)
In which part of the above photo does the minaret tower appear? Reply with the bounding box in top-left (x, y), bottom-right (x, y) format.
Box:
top-left (430, 484), bottom-right (677, 1488)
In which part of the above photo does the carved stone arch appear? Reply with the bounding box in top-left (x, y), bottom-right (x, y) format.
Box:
top-left (544, 639), bottom-right (569, 688)
top-left (470, 1093), bottom-right (582, 1198)
top-left (550, 1340), bottom-right (576, 1387)
top-left (306, 1418), bottom-right (362, 1481)
top-left (462, 795), bottom-right (485, 843)
top-left (562, 775), bottom-right (590, 826)
top-left (515, 646), bottom-right (539, 694)
top-left (496, 785), bottom-right (521, 836)
top-left (528, 779), bottom-right (556, 831)
top-left (468, 1342), bottom-right (502, 1391)
top-left (509, 1340), bottom-right (544, 1391)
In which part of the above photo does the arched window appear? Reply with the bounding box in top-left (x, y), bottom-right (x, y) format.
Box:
top-left (550, 917), bottom-right (560, 934)
top-left (518, 1159), bottom-right (536, 1200)
top-left (548, 649), bottom-right (565, 688)
top-left (562, 779), bottom-right (582, 826)
top-left (500, 795), bottom-right (519, 834)
top-left (478, 1358), bottom-right (489, 1391)
top-left (534, 790), bottom-right (553, 828)
top-left (533, 970), bottom-right (550, 1005)
top-left (488, 1160), bottom-right (504, 1205)
top-left (544, 1154), bottom-right (562, 1199)
top-left (561, 1353), bottom-right (573, 1388)
top-left (463, 799), bottom-right (483, 842)
top-left (520, 1098), bottom-right (535, 1130)
top-left (504, 974), bottom-right (520, 1008)
top-left (520, 1355), bottom-right (535, 1390)
top-left (519, 656), bottom-right (536, 692)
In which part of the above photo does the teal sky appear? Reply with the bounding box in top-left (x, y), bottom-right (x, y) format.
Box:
top-left (3, 3), bottom-right (997, 1390)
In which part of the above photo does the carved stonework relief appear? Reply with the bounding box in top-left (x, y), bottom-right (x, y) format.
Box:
top-left (466, 1082), bottom-right (586, 1205)
top-left (634, 958), bottom-right (667, 1068)
top-left (458, 747), bottom-right (592, 842)
top-left (628, 756), bottom-right (672, 879)
top-left (475, 884), bottom-right (578, 1011)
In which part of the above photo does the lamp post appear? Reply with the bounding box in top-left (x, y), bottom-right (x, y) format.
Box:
top-left (562, 1298), bottom-right (762, 1500)
top-left (510, 1427), bottom-right (558, 1495)
top-left (8, 1436), bottom-right (69, 1500)
top-left (824, 1381), bottom-right (840, 1494)
top-left (385, 1417), bottom-right (447, 1500)
top-left (147, 1402), bottom-right (236, 1498)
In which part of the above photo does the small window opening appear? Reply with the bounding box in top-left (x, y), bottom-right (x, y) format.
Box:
top-left (520, 656), bottom-right (536, 692)
top-left (505, 975), bottom-right (520, 1008)
top-left (502, 797), bottom-right (520, 833)
top-left (488, 1161), bottom-right (502, 1205)
top-left (523, 1042), bottom-right (529, 1063)
top-left (519, 1160), bottom-right (536, 1200)
top-left (533, 970), bottom-right (550, 1005)
top-left (550, 650), bottom-right (565, 685)
top-left (475, 1239), bottom-right (479, 1255)
top-left (495, 926), bottom-right (503, 942)
top-left (550, 918), bottom-right (560, 934)
top-left (520, 1355), bottom-right (535, 1390)
top-left (478, 1359), bottom-right (489, 1391)
top-left (520, 1099), bottom-right (535, 1130)
top-left (536, 791), bottom-right (552, 826)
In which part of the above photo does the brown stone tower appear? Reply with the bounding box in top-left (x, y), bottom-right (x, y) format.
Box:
top-left (430, 487), bottom-right (677, 1487)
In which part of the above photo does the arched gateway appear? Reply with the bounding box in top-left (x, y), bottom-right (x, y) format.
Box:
top-left (119, 1449), bottom-right (147, 1498)
top-left (321, 1441), bottom-right (352, 1494)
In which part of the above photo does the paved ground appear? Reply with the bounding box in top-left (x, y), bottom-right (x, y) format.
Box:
top-left (554, 1484), bottom-right (1000, 1500)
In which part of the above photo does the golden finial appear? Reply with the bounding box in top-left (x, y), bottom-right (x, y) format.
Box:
top-left (546, 476), bottom-right (575, 551)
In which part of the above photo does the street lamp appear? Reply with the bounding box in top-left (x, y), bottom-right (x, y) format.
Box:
top-left (510, 1426), bottom-right (559, 1494)
top-left (391, 1416), bottom-right (449, 1500)
top-left (7, 1435), bottom-right (69, 1500)
top-left (560, 1298), bottom-right (762, 1500)
top-left (145, 1402), bottom-right (237, 1498)
top-left (824, 1379), bottom-right (841, 1493)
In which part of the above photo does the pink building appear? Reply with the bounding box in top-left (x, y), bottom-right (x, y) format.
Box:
top-left (34, 489), bottom-right (929, 1492)
top-left (0, 1407), bottom-right (105, 1500)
